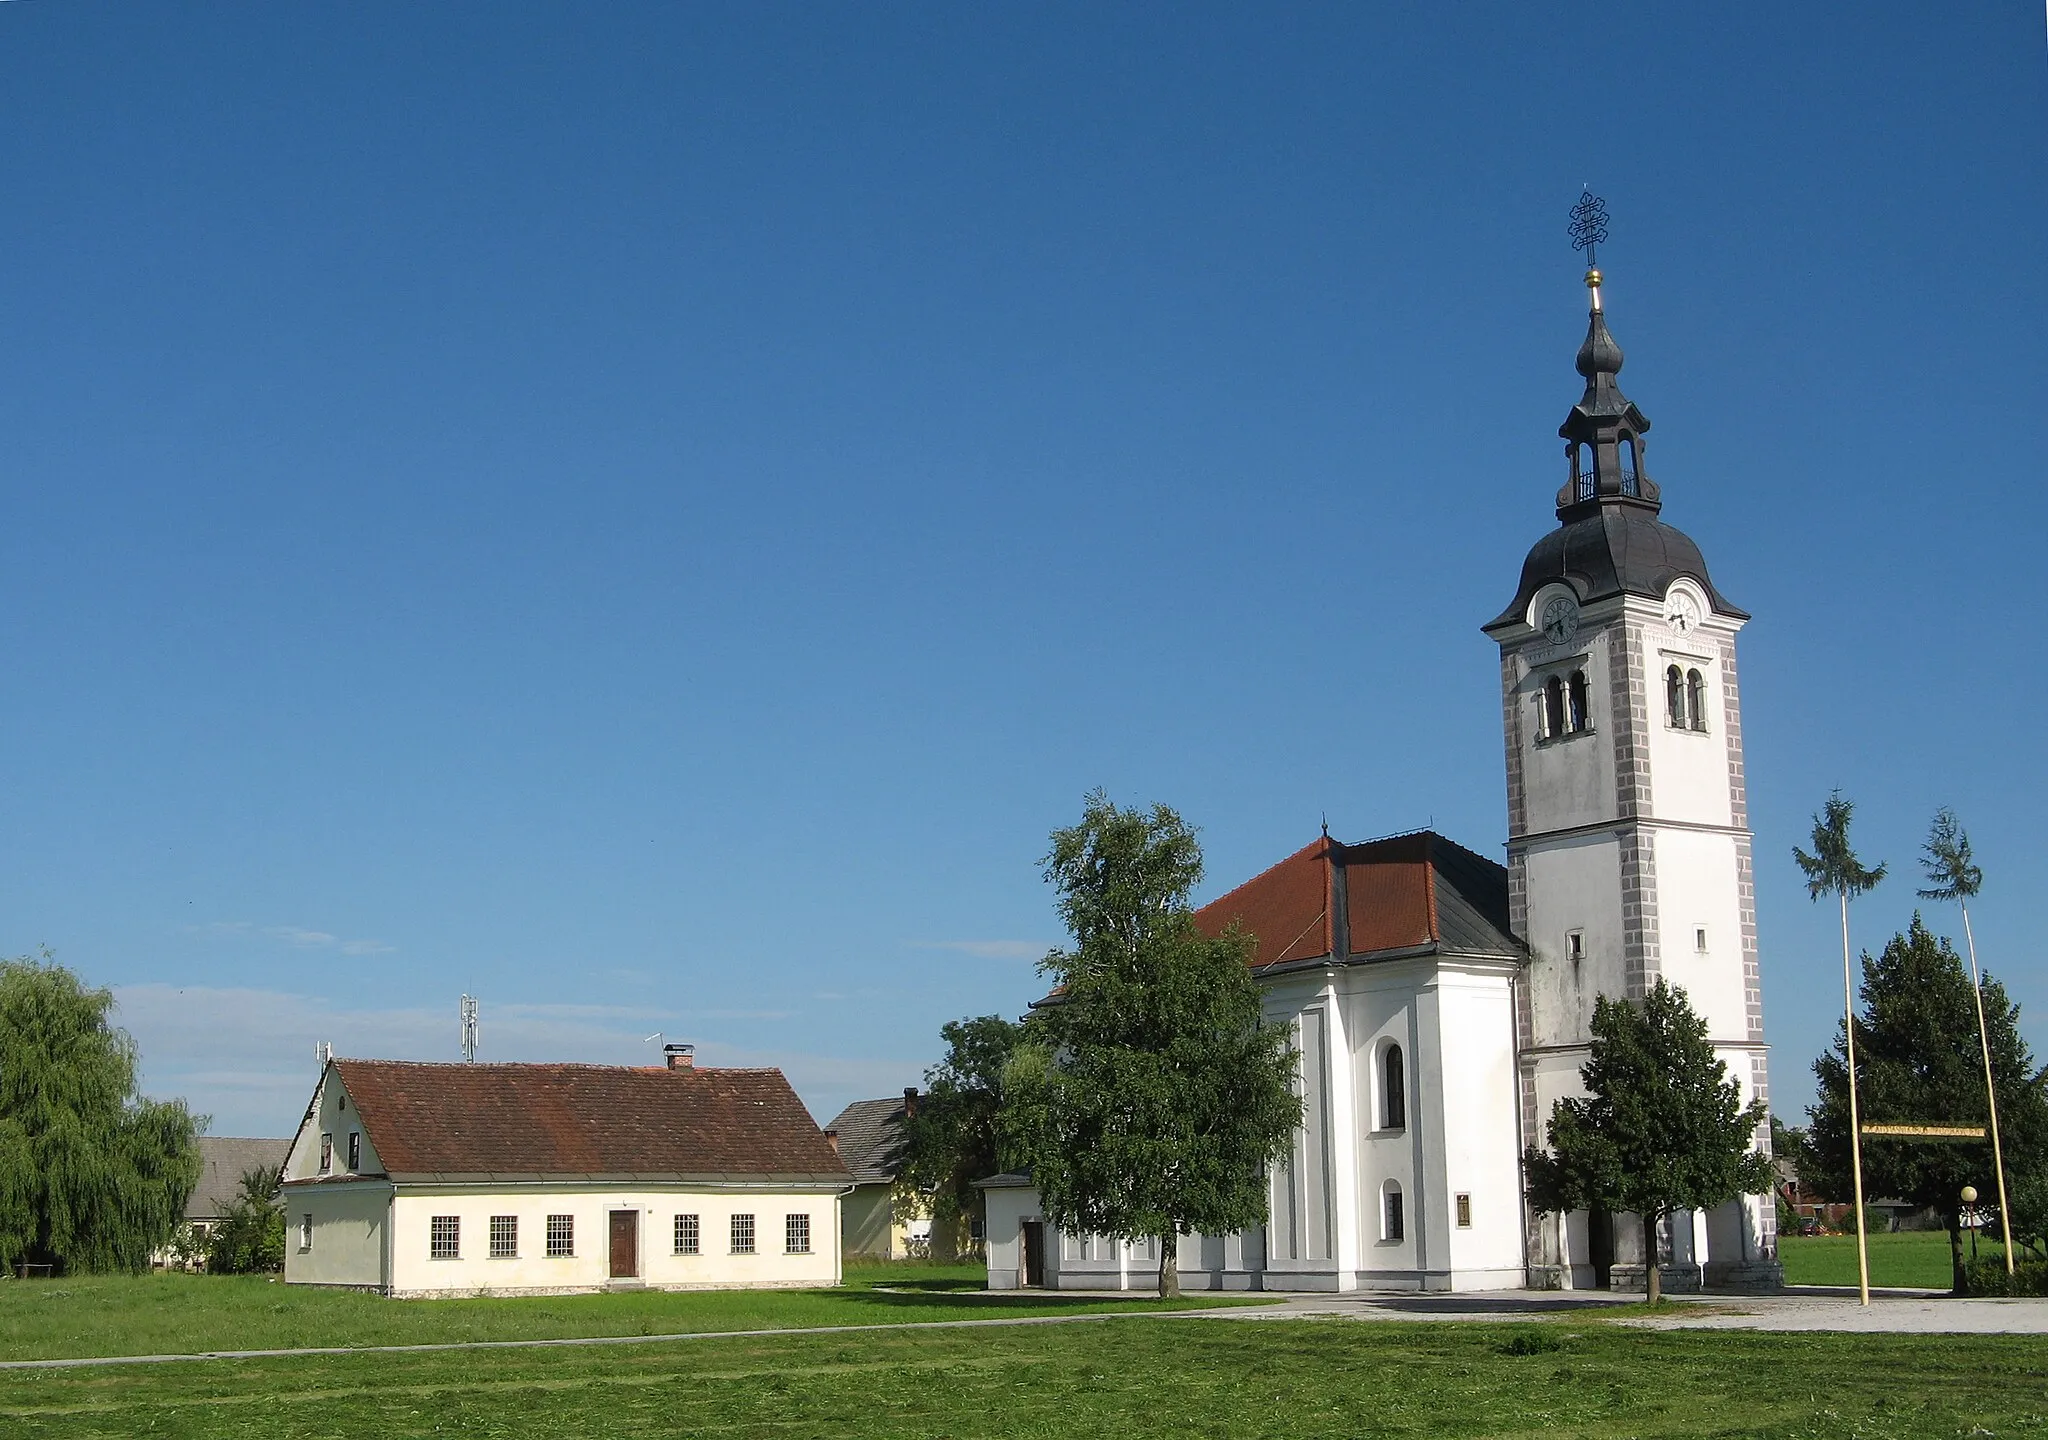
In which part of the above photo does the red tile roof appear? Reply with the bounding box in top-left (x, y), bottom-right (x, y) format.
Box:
top-left (305, 1059), bottom-right (851, 1184)
top-left (1195, 830), bottom-right (1517, 970)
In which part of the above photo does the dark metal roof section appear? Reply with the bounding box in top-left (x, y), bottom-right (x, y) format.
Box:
top-left (1485, 262), bottom-right (1744, 633)
top-left (824, 1095), bottom-right (912, 1185)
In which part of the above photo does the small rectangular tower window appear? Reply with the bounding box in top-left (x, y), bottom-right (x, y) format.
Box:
top-left (1566, 930), bottom-right (1585, 965)
top-left (1456, 1193), bottom-right (1473, 1228)
top-left (1695, 926), bottom-right (1709, 954)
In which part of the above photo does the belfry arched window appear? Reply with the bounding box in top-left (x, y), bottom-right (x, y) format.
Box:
top-left (1382, 1044), bottom-right (1406, 1131)
top-left (1619, 435), bottom-right (1641, 497)
top-left (1666, 665), bottom-right (1687, 728)
top-left (1686, 669), bottom-right (1708, 732)
top-left (1567, 670), bottom-right (1589, 733)
top-left (1543, 676), bottom-right (1566, 739)
top-left (1382, 1181), bottom-right (1405, 1242)
top-left (1574, 444), bottom-right (1594, 502)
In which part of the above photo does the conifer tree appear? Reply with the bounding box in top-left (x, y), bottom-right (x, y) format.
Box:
top-left (0, 954), bottom-right (202, 1273)
top-left (1524, 981), bottom-right (1772, 1303)
top-left (1001, 793), bottom-right (1301, 1297)
top-left (1804, 916), bottom-right (2048, 1291)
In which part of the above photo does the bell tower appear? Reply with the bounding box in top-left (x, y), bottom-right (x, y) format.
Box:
top-left (1482, 206), bottom-right (1779, 1290)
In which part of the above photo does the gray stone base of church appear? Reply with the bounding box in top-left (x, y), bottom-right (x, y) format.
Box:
top-left (1605, 1260), bottom-right (1783, 1294)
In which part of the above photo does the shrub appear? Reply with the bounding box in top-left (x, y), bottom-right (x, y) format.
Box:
top-left (1961, 1255), bottom-right (2048, 1298)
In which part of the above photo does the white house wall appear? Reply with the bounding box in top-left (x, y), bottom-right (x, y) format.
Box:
top-left (379, 1186), bottom-right (843, 1298)
top-left (284, 1181), bottom-right (391, 1289)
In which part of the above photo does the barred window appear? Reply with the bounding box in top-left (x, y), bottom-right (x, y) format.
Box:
top-left (730, 1213), bottom-right (756, 1254)
top-left (785, 1213), bottom-right (811, 1254)
top-left (490, 1215), bottom-right (518, 1258)
top-left (546, 1213), bottom-right (574, 1258)
top-left (430, 1215), bottom-right (460, 1260)
top-left (674, 1213), bottom-right (700, 1255)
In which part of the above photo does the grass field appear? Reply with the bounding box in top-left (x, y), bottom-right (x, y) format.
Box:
top-left (1778, 1230), bottom-right (2005, 1289)
top-left (4, 1316), bottom-right (2045, 1438)
top-left (0, 1264), bottom-right (1263, 1363)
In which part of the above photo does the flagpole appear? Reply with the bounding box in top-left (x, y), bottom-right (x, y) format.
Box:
top-left (1841, 890), bottom-right (1870, 1306)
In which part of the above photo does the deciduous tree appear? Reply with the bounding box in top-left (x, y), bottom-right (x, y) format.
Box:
top-left (896, 1013), bottom-right (1023, 1259)
top-left (1001, 793), bottom-right (1300, 1297)
top-left (1524, 981), bottom-right (1772, 1303)
top-left (0, 954), bottom-right (202, 1273)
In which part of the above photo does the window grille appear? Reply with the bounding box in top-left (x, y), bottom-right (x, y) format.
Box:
top-left (546, 1213), bottom-right (575, 1258)
top-left (430, 1215), bottom-right (460, 1260)
top-left (731, 1213), bottom-right (756, 1254)
top-left (785, 1213), bottom-right (811, 1254)
top-left (1455, 1193), bottom-right (1473, 1228)
top-left (674, 1213), bottom-right (700, 1255)
top-left (490, 1215), bottom-right (518, 1258)
top-left (1384, 1186), bottom-right (1405, 1243)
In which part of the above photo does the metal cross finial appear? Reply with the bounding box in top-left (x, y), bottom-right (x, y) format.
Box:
top-left (1568, 189), bottom-right (1609, 268)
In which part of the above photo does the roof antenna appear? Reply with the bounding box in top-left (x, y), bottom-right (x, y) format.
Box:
top-left (315, 1040), bottom-right (334, 1070)
top-left (460, 994), bottom-right (479, 1063)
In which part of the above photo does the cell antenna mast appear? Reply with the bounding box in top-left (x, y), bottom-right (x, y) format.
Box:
top-left (460, 994), bottom-right (479, 1063)
top-left (315, 1040), bottom-right (334, 1069)
top-left (1568, 189), bottom-right (1609, 269)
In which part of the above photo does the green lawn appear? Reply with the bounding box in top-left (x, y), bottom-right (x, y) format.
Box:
top-left (3, 1317), bottom-right (2045, 1438)
top-left (0, 1264), bottom-right (1263, 1363)
top-left (1778, 1230), bottom-right (2006, 1289)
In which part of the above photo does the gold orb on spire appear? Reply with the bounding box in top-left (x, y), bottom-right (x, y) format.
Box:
top-left (1584, 267), bottom-right (1603, 289)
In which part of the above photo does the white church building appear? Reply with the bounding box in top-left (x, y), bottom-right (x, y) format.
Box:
top-left (984, 261), bottom-right (1781, 1294)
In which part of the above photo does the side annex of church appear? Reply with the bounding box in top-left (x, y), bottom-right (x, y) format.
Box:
top-left (981, 256), bottom-right (1782, 1294)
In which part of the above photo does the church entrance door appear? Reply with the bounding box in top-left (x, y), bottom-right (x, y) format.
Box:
top-left (1589, 1208), bottom-right (1615, 1289)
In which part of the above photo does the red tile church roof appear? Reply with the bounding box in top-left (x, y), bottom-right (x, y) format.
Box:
top-left (1194, 830), bottom-right (1519, 970)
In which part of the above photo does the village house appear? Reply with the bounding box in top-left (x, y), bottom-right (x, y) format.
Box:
top-left (825, 1089), bottom-right (924, 1259)
top-left (281, 1046), bottom-right (852, 1297)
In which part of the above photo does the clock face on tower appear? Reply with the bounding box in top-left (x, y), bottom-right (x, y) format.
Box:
top-left (1664, 590), bottom-right (1703, 636)
top-left (1540, 595), bottom-right (1580, 646)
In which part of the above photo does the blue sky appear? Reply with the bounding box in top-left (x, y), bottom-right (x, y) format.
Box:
top-left (3, 3), bottom-right (2043, 1137)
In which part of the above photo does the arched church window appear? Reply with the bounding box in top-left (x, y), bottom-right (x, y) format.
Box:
top-left (1382, 1044), bottom-right (1406, 1130)
top-left (1686, 669), bottom-right (1708, 732)
top-left (1619, 435), bottom-right (1641, 497)
top-left (1666, 665), bottom-right (1686, 728)
top-left (1382, 1181), bottom-right (1405, 1243)
top-left (1574, 444), bottom-right (1594, 502)
top-left (1567, 670), bottom-right (1589, 733)
top-left (1542, 676), bottom-right (1565, 740)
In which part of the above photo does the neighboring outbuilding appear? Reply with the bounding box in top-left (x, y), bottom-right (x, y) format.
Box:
top-left (824, 1089), bottom-right (926, 1258)
top-left (155, 1136), bottom-right (293, 1267)
top-left (281, 1048), bottom-right (853, 1297)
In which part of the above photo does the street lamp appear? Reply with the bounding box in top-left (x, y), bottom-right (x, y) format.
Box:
top-left (1961, 1185), bottom-right (1979, 1262)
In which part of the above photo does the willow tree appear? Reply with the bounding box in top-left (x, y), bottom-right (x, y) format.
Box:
top-left (1793, 792), bottom-right (1885, 1306)
top-left (0, 954), bottom-right (202, 1273)
top-left (1002, 793), bottom-right (1300, 1297)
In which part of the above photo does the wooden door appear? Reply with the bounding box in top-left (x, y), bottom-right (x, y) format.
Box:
top-left (609, 1211), bottom-right (638, 1278)
top-left (1020, 1220), bottom-right (1045, 1288)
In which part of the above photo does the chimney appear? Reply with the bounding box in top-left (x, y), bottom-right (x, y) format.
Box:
top-left (663, 1043), bottom-right (696, 1071)
top-left (823, 1128), bottom-right (840, 1157)
top-left (902, 1086), bottom-right (919, 1119)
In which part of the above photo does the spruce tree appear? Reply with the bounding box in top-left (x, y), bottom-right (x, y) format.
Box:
top-left (0, 954), bottom-right (203, 1273)
top-left (1804, 916), bottom-right (2048, 1291)
top-left (1001, 793), bottom-right (1301, 1297)
top-left (1524, 981), bottom-right (1772, 1302)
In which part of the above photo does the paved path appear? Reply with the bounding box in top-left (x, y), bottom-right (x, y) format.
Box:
top-left (4, 1286), bottom-right (2042, 1371)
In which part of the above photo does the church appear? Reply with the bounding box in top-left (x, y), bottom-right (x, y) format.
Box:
top-left (982, 255), bottom-right (1782, 1294)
